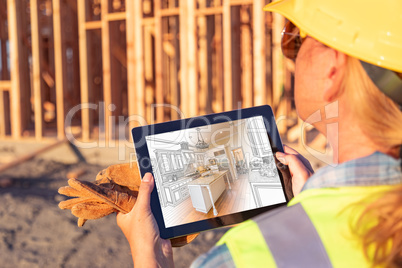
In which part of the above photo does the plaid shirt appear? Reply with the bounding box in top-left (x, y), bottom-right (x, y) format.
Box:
top-left (190, 151), bottom-right (402, 268)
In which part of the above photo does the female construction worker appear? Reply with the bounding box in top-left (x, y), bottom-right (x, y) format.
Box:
top-left (117, 0), bottom-right (402, 267)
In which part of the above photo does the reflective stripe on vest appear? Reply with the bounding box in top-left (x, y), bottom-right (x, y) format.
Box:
top-left (254, 203), bottom-right (332, 268)
top-left (217, 186), bottom-right (394, 267)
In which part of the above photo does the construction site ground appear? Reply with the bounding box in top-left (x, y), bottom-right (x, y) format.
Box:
top-left (0, 140), bottom-right (329, 268)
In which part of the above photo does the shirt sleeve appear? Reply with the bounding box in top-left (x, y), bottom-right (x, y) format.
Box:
top-left (190, 243), bottom-right (236, 268)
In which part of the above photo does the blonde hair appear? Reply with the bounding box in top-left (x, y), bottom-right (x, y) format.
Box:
top-left (354, 185), bottom-right (402, 268)
top-left (342, 56), bottom-right (402, 267)
top-left (341, 57), bottom-right (402, 150)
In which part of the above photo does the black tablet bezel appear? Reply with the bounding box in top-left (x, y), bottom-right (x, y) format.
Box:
top-left (132, 105), bottom-right (290, 239)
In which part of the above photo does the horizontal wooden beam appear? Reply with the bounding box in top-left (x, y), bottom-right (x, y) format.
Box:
top-left (104, 12), bottom-right (126, 21)
top-left (85, 20), bottom-right (102, 30)
top-left (158, 5), bottom-right (261, 17)
top-left (0, 81), bottom-right (11, 90)
top-left (160, 8), bottom-right (180, 17)
top-left (230, 0), bottom-right (254, 5)
top-left (196, 7), bottom-right (223, 16)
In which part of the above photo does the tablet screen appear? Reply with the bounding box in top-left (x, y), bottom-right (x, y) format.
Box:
top-left (144, 115), bottom-right (286, 229)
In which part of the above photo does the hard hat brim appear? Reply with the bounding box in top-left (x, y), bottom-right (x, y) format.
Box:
top-left (263, 0), bottom-right (402, 73)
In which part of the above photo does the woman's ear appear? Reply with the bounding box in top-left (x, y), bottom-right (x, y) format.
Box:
top-left (323, 50), bottom-right (347, 102)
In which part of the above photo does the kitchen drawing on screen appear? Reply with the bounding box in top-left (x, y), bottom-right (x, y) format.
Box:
top-left (145, 116), bottom-right (286, 228)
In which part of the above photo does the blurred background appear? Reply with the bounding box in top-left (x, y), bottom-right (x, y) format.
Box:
top-left (0, 0), bottom-right (329, 267)
top-left (0, 0), bottom-right (301, 143)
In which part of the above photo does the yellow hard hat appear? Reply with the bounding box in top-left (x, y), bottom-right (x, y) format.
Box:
top-left (263, 0), bottom-right (402, 73)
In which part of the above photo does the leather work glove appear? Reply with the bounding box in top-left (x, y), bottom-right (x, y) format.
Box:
top-left (58, 163), bottom-right (198, 247)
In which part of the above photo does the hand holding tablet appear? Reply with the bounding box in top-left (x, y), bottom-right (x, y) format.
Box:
top-left (132, 105), bottom-right (292, 239)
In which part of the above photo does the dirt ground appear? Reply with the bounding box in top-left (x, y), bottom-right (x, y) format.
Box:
top-left (0, 141), bottom-right (328, 268)
top-left (0, 158), bottom-right (230, 268)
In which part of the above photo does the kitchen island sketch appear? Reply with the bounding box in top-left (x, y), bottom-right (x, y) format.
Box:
top-left (145, 116), bottom-right (287, 228)
top-left (188, 170), bottom-right (230, 216)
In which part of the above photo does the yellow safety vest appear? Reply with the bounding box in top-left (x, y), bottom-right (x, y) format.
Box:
top-left (217, 185), bottom-right (393, 268)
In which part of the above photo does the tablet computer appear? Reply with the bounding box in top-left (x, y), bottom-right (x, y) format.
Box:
top-left (132, 105), bottom-right (292, 239)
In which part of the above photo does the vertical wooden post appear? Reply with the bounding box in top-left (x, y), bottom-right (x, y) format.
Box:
top-left (179, 0), bottom-right (189, 117)
top-left (78, 0), bottom-right (92, 141)
top-left (222, 0), bottom-right (232, 111)
top-left (161, 16), bottom-right (168, 119)
top-left (187, 0), bottom-right (197, 117)
top-left (7, 0), bottom-right (30, 139)
top-left (53, 0), bottom-right (66, 139)
top-left (265, 10), bottom-right (273, 108)
top-left (253, 0), bottom-right (266, 106)
top-left (31, 0), bottom-right (44, 140)
top-left (179, 0), bottom-right (198, 118)
top-left (101, 0), bottom-right (112, 143)
top-left (213, 12), bottom-right (223, 113)
top-left (169, 11), bottom-right (180, 120)
top-left (240, 5), bottom-right (253, 108)
top-left (272, 13), bottom-right (284, 111)
top-left (198, 0), bottom-right (207, 115)
top-left (109, 21), bottom-right (122, 120)
top-left (126, 0), bottom-right (145, 129)
top-left (143, 25), bottom-right (154, 124)
top-left (69, 1), bottom-right (81, 116)
top-left (7, 0), bottom-right (17, 138)
top-left (154, 0), bottom-right (164, 122)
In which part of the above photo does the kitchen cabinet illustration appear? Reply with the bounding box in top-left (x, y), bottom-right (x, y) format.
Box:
top-left (154, 148), bottom-right (191, 207)
top-left (181, 149), bottom-right (195, 164)
top-left (195, 152), bottom-right (205, 166)
top-left (246, 117), bottom-right (272, 157)
top-left (162, 177), bottom-right (193, 206)
top-left (151, 158), bottom-right (165, 206)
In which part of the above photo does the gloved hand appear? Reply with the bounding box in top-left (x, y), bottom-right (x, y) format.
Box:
top-left (58, 163), bottom-right (198, 247)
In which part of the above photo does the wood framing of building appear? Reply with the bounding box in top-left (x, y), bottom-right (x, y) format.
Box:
top-left (0, 0), bottom-right (296, 143)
